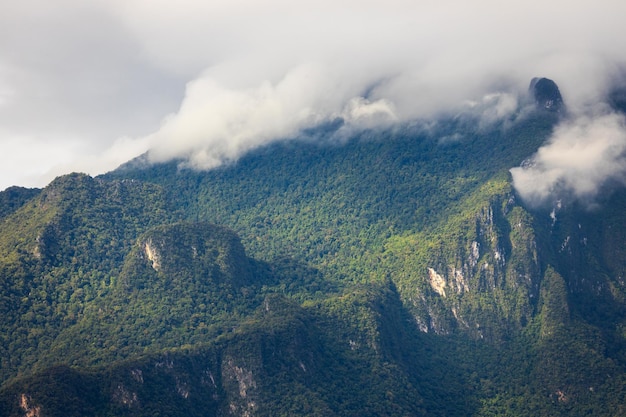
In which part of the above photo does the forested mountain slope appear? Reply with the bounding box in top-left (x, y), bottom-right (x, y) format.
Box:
top-left (2, 89), bottom-right (626, 415)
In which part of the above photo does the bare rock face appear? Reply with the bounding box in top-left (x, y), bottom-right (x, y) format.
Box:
top-left (529, 77), bottom-right (565, 112)
top-left (119, 222), bottom-right (253, 292)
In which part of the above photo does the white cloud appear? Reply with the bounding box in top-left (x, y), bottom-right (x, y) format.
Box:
top-left (511, 111), bottom-right (626, 207)
top-left (0, 133), bottom-right (83, 189)
top-left (145, 63), bottom-right (364, 168)
top-left (144, 64), bottom-right (402, 170)
top-left (2, 0), bottom-right (626, 189)
top-left (342, 97), bottom-right (397, 126)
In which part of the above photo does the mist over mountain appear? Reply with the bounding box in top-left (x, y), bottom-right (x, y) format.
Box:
top-left (511, 75), bottom-right (626, 208)
top-left (2, 73), bottom-right (626, 415)
top-left (5, 2), bottom-right (626, 414)
top-left (3, 1), bottom-right (626, 189)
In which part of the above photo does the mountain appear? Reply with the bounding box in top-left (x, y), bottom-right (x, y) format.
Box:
top-left (529, 77), bottom-right (565, 112)
top-left (1, 80), bottom-right (626, 416)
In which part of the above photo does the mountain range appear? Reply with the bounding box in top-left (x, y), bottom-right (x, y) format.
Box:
top-left (1, 78), bottom-right (626, 416)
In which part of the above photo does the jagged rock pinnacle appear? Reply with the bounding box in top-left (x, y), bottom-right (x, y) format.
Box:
top-left (529, 77), bottom-right (564, 112)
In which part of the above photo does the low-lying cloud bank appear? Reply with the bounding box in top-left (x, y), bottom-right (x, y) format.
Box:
top-left (145, 64), bottom-right (398, 169)
top-left (3, 0), bottom-right (626, 190)
top-left (141, 64), bottom-right (533, 170)
top-left (511, 109), bottom-right (626, 208)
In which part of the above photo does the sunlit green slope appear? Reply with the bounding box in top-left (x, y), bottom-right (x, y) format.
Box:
top-left (2, 106), bottom-right (626, 415)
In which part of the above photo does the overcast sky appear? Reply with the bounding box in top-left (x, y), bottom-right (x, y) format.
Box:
top-left (1, 0), bottom-right (626, 191)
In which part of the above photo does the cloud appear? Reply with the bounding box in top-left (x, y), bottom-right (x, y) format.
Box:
top-left (0, 0), bottom-right (184, 189)
top-left (510, 111), bottom-right (626, 207)
top-left (3, 0), bottom-right (626, 189)
top-left (144, 64), bottom-right (399, 168)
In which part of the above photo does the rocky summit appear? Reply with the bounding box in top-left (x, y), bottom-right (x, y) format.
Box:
top-left (529, 77), bottom-right (565, 112)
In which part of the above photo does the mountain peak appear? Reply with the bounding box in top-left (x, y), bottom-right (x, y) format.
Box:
top-left (529, 77), bottom-right (564, 112)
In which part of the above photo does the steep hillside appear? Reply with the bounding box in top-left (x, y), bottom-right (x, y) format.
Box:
top-left (0, 174), bottom-right (178, 381)
top-left (31, 222), bottom-right (264, 371)
top-left (107, 110), bottom-right (559, 338)
top-left (2, 94), bottom-right (626, 415)
top-left (0, 187), bottom-right (41, 220)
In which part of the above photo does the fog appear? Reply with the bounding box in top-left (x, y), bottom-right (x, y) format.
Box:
top-left (2, 0), bottom-right (626, 191)
top-left (510, 110), bottom-right (626, 208)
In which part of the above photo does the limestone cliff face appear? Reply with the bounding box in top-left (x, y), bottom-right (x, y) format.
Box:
top-left (406, 185), bottom-right (626, 343)
top-left (121, 222), bottom-right (252, 291)
top-left (393, 190), bottom-right (542, 339)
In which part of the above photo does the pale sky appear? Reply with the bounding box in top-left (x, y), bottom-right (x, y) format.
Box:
top-left (2, 0), bottom-right (626, 190)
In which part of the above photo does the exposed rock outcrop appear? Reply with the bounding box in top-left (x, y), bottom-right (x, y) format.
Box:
top-left (529, 77), bottom-right (565, 112)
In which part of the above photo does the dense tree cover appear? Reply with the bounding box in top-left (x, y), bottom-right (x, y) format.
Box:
top-left (0, 174), bottom-right (179, 381)
top-left (0, 284), bottom-right (483, 417)
top-left (0, 187), bottom-right (40, 220)
top-left (1, 106), bottom-right (626, 415)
